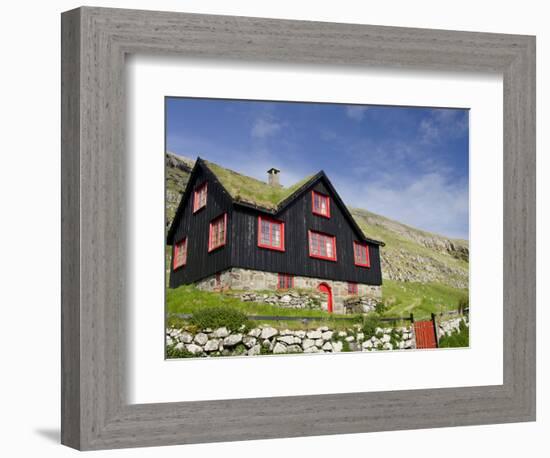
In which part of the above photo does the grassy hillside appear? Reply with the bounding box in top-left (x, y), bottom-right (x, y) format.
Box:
top-left (164, 153), bottom-right (469, 317)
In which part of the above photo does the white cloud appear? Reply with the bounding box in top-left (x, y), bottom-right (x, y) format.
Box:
top-left (345, 106), bottom-right (369, 121)
top-left (419, 109), bottom-right (468, 144)
top-left (337, 170), bottom-right (469, 239)
top-left (251, 117), bottom-right (282, 139)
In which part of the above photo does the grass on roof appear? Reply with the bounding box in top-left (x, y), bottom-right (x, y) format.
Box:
top-left (204, 160), bottom-right (315, 210)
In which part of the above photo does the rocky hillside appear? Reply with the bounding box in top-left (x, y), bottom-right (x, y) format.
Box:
top-left (165, 153), bottom-right (469, 290)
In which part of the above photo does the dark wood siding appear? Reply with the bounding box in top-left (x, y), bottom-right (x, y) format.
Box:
top-left (168, 165), bottom-right (233, 287)
top-left (231, 181), bottom-right (382, 285)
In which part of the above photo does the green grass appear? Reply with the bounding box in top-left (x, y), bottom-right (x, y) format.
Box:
top-left (381, 279), bottom-right (468, 320)
top-left (204, 160), bottom-right (315, 210)
top-left (166, 285), bottom-right (364, 331)
top-left (439, 320), bottom-right (469, 348)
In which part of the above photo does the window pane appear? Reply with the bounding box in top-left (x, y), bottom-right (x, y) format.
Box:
top-left (272, 223), bottom-right (280, 247)
top-left (261, 220), bottom-right (270, 245)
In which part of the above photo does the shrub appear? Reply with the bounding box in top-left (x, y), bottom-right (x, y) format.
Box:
top-left (439, 320), bottom-right (469, 348)
top-left (166, 344), bottom-right (195, 359)
top-left (361, 315), bottom-right (382, 340)
top-left (190, 307), bottom-right (250, 332)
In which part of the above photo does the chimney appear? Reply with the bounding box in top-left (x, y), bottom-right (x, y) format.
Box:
top-left (267, 168), bottom-right (281, 187)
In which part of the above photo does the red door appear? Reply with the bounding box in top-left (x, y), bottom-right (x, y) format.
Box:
top-left (318, 283), bottom-right (333, 313)
top-left (414, 320), bottom-right (438, 349)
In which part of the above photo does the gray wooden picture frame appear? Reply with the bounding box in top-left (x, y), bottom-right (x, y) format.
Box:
top-left (61, 6), bottom-right (536, 451)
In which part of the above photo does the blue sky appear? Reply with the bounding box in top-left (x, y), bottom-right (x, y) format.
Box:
top-left (166, 98), bottom-right (469, 239)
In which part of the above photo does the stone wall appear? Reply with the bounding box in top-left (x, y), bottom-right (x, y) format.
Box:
top-left (166, 323), bottom-right (415, 358)
top-left (195, 267), bottom-right (382, 314)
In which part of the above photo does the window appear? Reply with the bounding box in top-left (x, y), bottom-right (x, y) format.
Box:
top-left (257, 216), bottom-right (285, 251)
top-left (308, 230), bottom-right (337, 261)
top-left (353, 241), bottom-right (370, 267)
top-left (208, 213), bottom-right (227, 252)
top-left (193, 182), bottom-right (207, 213)
top-left (312, 190), bottom-right (330, 218)
top-left (348, 282), bottom-right (358, 295)
top-left (278, 273), bottom-right (294, 289)
top-left (173, 238), bottom-right (187, 269)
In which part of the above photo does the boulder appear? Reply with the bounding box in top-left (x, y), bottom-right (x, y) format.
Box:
top-left (211, 327), bottom-right (230, 339)
top-left (302, 339), bottom-right (316, 350)
top-left (247, 344), bottom-right (261, 356)
top-left (321, 331), bottom-right (333, 341)
top-left (273, 342), bottom-right (287, 354)
top-left (322, 342), bottom-right (333, 351)
top-left (318, 326), bottom-right (329, 332)
top-left (345, 336), bottom-right (355, 342)
top-left (294, 330), bottom-right (306, 339)
top-left (287, 345), bottom-right (303, 353)
top-left (247, 328), bottom-right (262, 338)
top-left (332, 341), bottom-right (343, 352)
top-left (223, 334), bottom-right (243, 347)
top-left (362, 340), bottom-right (373, 349)
top-left (315, 339), bottom-right (324, 348)
top-left (180, 332), bottom-right (193, 344)
top-left (186, 344), bottom-right (203, 355)
top-left (242, 336), bottom-right (257, 349)
top-left (194, 333), bottom-right (209, 346)
top-left (260, 327), bottom-right (278, 340)
top-left (174, 342), bottom-right (184, 351)
top-left (381, 334), bottom-right (391, 343)
top-left (383, 342), bottom-right (393, 351)
top-left (204, 339), bottom-right (220, 352)
top-left (278, 335), bottom-right (297, 345)
top-left (304, 346), bottom-right (320, 353)
top-left (306, 330), bottom-right (322, 339)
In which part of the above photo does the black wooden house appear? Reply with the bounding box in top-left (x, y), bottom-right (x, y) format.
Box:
top-left (167, 157), bottom-right (384, 313)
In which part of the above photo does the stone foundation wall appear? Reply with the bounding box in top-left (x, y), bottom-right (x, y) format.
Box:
top-left (195, 267), bottom-right (382, 314)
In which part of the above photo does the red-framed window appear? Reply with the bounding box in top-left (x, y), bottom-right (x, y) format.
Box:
top-left (193, 182), bottom-right (208, 213)
top-left (308, 230), bottom-right (337, 261)
top-left (278, 273), bottom-right (294, 289)
top-left (208, 213), bottom-right (227, 252)
top-left (348, 282), bottom-right (358, 295)
top-left (257, 216), bottom-right (285, 251)
top-left (173, 237), bottom-right (187, 269)
top-left (311, 190), bottom-right (330, 218)
top-left (353, 241), bottom-right (371, 267)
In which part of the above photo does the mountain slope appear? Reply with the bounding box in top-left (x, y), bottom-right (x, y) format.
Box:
top-left (165, 153), bottom-right (468, 290)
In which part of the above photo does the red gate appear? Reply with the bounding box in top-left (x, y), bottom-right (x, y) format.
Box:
top-left (414, 320), bottom-right (438, 349)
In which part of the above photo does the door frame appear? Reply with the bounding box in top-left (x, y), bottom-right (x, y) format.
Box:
top-left (317, 282), bottom-right (333, 313)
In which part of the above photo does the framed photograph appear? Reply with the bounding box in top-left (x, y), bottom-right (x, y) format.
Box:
top-left (61, 6), bottom-right (535, 450)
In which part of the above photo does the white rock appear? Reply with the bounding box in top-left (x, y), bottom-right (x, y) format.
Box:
top-left (294, 330), bottom-right (306, 339)
top-left (322, 342), bottom-right (333, 351)
top-left (194, 333), bottom-right (209, 346)
top-left (204, 339), bottom-right (220, 352)
top-left (166, 336), bottom-right (174, 346)
top-left (260, 327), bottom-right (278, 339)
top-left (280, 295), bottom-right (292, 303)
top-left (321, 331), bottom-right (333, 341)
top-left (243, 336), bottom-right (257, 348)
top-left (332, 341), bottom-right (343, 352)
top-left (398, 341), bottom-right (405, 349)
top-left (211, 327), bottom-right (230, 338)
top-left (278, 335), bottom-right (296, 345)
top-left (307, 330), bottom-right (322, 339)
top-left (247, 344), bottom-right (261, 356)
top-left (247, 328), bottom-right (261, 338)
top-left (356, 332), bottom-right (364, 341)
top-left (186, 344), bottom-right (203, 355)
top-left (223, 334), bottom-right (243, 347)
top-left (261, 339), bottom-right (271, 348)
top-left (174, 342), bottom-right (185, 351)
top-left (280, 329), bottom-right (293, 336)
top-left (338, 331), bottom-right (348, 337)
top-left (383, 342), bottom-right (393, 351)
top-left (180, 332), bottom-right (193, 344)
top-left (273, 342), bottom-right (287, 354)
top-left (287, 344), bottom-right (303, 353)
top-left (318, 326), bottom-right (329, 332)
top-left (302, 339), bottom-right (316, 350)
top-left (381, 334), bottom-right (391, 343)
top-left (345, 336), bottom-right (355, 342)
top-left (362, 340), bottom-right (373, 349)
top-left (315, 339), bottom-right (324, 348)
top-left (375, 327), bottom-right (384, 335)
top-left (304, 346), bottom-right (320, 353)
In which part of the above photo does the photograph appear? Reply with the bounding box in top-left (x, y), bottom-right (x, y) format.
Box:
top-left (164, 98), bottom-right (470, 358)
